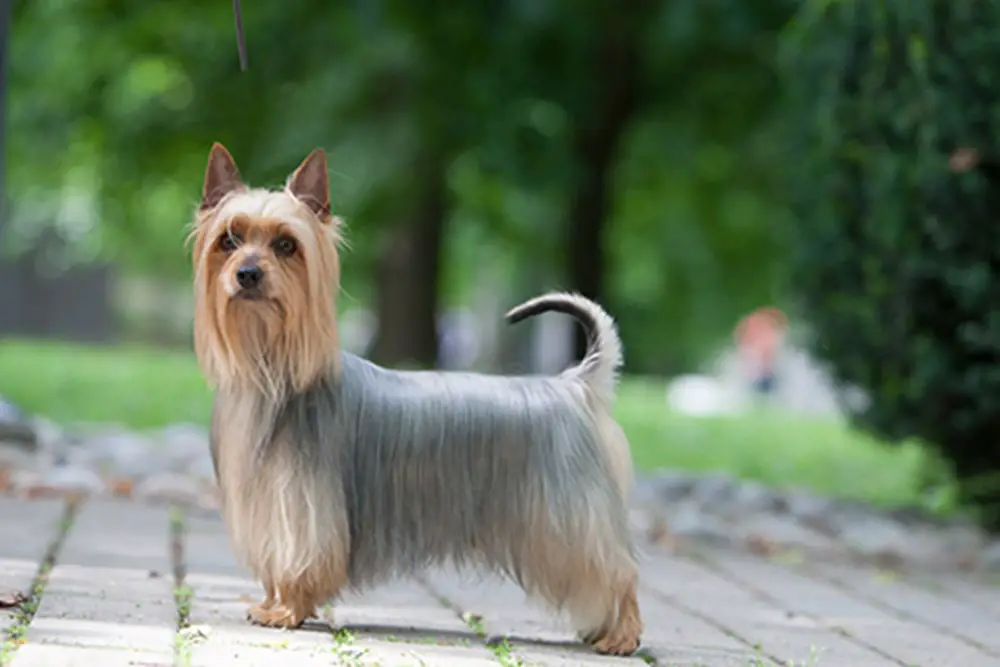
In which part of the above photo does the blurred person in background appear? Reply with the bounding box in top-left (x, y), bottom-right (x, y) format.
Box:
top-left (734, 307), bottom-right (787, 398)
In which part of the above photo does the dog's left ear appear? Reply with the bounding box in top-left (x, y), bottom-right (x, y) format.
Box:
top-left (287, 148), bottom-right (332, 222)
top-left (201, 142), bottom-right (246, 211)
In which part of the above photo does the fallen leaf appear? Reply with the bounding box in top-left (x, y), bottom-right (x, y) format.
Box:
top-left (461, 611), bottom-right (483, 625)
top-left (646, 517), bottom-right (678, 553)
top-left (956, 553), bottom-right (977, 572)
top-left (746, 534), bottom-right (779, 557)
top-left (0, 591), bottom-right (28, 608)
top-left (107, 477), bottom-right (135, 499)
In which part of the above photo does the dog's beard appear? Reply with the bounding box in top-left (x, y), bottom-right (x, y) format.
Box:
top-left (200, 284), bottom-right (339, 398)
top-left (218, 298), bottom-right (289, 398)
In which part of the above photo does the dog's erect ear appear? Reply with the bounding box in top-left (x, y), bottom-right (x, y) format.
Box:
top-left (287, 148), bottom-right (332, 222)
top-left (201, 142), bottom-right (245, 210)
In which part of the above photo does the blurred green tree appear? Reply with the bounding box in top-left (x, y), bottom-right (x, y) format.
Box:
top-left (783, 0), bottom-right (1000, 527)
top-left (8, 0), bottom-right (794, 373)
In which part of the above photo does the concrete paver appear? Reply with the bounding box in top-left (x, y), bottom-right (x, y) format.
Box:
top-left (704, 550), bottom-right (999, 667)
top-left (641, 551), bottom-right (896, 666)
top-left (808, 560), bottom-right (1000, 656)
top-left (1, 497), bottom-right (998, 665)
top-left (183, 512), bottom-right (337, 666)
top-left (14, 501), bottom-right (176, 666)
top-left (424, 570), bottom-right (648, 666)
top-left (0, 497), bottom-right (65, 562)
top-left (0, 497), bottom-right (65, 633)
top-left (335, 581), bottom-right (501, 666)
top-left (13, 643), bottom-right (173, 667)
top-left (53, 500), bottom-right (173, 572)
top-left (907, 570), bottom-right (1000, 620)
top-left (183, 509), bottom-right (498, 666)
top-left (182, 514), bottom-right (248, 577)
top-left (634, 588), bottom-right (769, 666)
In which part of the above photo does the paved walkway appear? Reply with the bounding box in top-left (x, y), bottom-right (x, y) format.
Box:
top-left (1, 498), bottom-right (999, 666)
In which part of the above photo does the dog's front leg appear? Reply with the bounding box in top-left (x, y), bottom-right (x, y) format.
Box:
top-left (248, 578), bottom-right (332, 629)
top-left (245, 519), bottom-right (351, 630)
top-left (248, 579), bottom-right (277, 618)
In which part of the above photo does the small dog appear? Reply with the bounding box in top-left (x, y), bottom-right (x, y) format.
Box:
top-left (190, 143), bottom-right (644, 655)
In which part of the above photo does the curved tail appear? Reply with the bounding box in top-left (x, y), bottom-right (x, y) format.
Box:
top-left (505, 291), bottom-right (623, 403)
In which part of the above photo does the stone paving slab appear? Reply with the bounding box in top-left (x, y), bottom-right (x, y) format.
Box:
top-left (0, 560), bottom-right (40, 635)
top-left (703, 549), bottom-right (999, 667)
top-left (906, 570), bottom-right (1000, 619)
top-left (15, 502), bottom-right (176, 666)
top-left (423, 570), bottom-right (649, 666)
top-left (641, 551), bottom-right (896, 666)
top-left (12, 643), bottom-right (174, 667)
top-left (53, 500), bottom-right (172, 573)
top-left (809, 560), bottom-right (1000, 656)
top-left (337, 579), bottom-right (480, 637)
top-left (340, 637), bottom-right (502, 666)
top-left (0, 498), bottom-right (65, 634)
top-left (182, 514), bottom-right (337, 665)
top-left (0, 498), bottom-right (64, 562)
top-left (633, 588), bottom-right (753, 667)
top-left (2, 498), bottom-right (1000, 665)
top-left (182, 510), bottom-right (498, 665)
top-left (183, 513), bottom-right (248, 577)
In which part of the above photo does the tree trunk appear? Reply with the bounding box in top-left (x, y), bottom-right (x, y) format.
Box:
top-left (0, 0), bottom-right (8, 241)
top-left (368, 162), bottom-right (447, 369)
top-left (566, 13), bottom-right (643, 361)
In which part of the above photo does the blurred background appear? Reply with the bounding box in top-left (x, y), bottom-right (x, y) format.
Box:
top-left (1, 0), bottom-right (999, 531)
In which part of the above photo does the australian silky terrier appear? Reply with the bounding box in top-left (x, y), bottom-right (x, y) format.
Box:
top-left (190, 143), bottom-right (643, 655)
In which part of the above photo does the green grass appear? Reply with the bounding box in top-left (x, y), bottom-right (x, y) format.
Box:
top-left (0, 338), bottom-right (941, 510)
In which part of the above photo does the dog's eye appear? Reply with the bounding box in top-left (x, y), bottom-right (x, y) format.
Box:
top-left (273, 236), bottom-right (297, 257)
top-left (218, 232), bottom-right (241, 252)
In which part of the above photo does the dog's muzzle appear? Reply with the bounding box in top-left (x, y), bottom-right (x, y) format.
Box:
top-left (234, 264), bottom-right (265, 299)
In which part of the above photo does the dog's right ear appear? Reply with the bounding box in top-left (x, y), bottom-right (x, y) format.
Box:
top-left (201, 142), bottom-right (245, 210)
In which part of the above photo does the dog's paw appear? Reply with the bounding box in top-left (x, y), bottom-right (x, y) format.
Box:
top-left (589, 629), bottom-right (641, 656)
top-left (247, 602), bottom-right (306, 629)
top-left (247, 598), bottom-right (276, 618)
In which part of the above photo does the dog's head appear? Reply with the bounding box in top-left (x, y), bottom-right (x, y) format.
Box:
top-left (190, 143), bottom-right (342, 396)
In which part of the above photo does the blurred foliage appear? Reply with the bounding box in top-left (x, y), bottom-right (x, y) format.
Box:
top-left (782, 0), bottom-right (1000, 528)
top-left (7, 0), bottom-right (796, 372)
top-left (0, 338), bottom-right (936, 510)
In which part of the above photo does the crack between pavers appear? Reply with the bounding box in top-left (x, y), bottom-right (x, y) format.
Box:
top-left (417, 574), bottom-right (656, 666)
top-left (794, 562), bottom-right (1000, 659)
top-left (414, 574), bottom-right (528, 666)
top-left (0, 494), bottom-right (82, 666)
top-left (897, 574), bottom-right (1000, 622)
top-left (683, 548), bottom-right (910, 667)
top-left (640, 581), bottom-right (784, 667)
top-left (169, 505), bottom-right (195, 667)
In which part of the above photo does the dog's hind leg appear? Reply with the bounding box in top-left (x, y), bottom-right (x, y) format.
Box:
top-left (520, 518), bottom-right (643, 655)
top-left (573, 565), bottom-right (643, 656)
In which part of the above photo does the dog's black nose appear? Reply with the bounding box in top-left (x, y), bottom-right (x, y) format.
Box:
top-left (236, 265), bottom-right (263, 289)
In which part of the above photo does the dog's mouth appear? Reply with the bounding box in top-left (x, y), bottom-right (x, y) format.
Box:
top-left (232, 289), bottom-right (266, 302)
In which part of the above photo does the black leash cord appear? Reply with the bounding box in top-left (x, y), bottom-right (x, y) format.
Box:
top-left (233, 0), bottom-right (248, 71)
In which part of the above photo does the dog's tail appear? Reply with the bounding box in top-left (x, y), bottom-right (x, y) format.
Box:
top-left (505, 291), bottom-right (623, 403)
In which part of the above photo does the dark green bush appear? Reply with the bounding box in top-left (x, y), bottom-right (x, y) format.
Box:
top-left (782, 1), bottom-right (1000, 528)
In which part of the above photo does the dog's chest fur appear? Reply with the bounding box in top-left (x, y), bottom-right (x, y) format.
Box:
top-left (209, 382), bottom-right (348, 583)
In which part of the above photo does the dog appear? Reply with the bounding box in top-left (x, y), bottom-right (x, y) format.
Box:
top-left (189, 143), bottom-right (644, 656)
